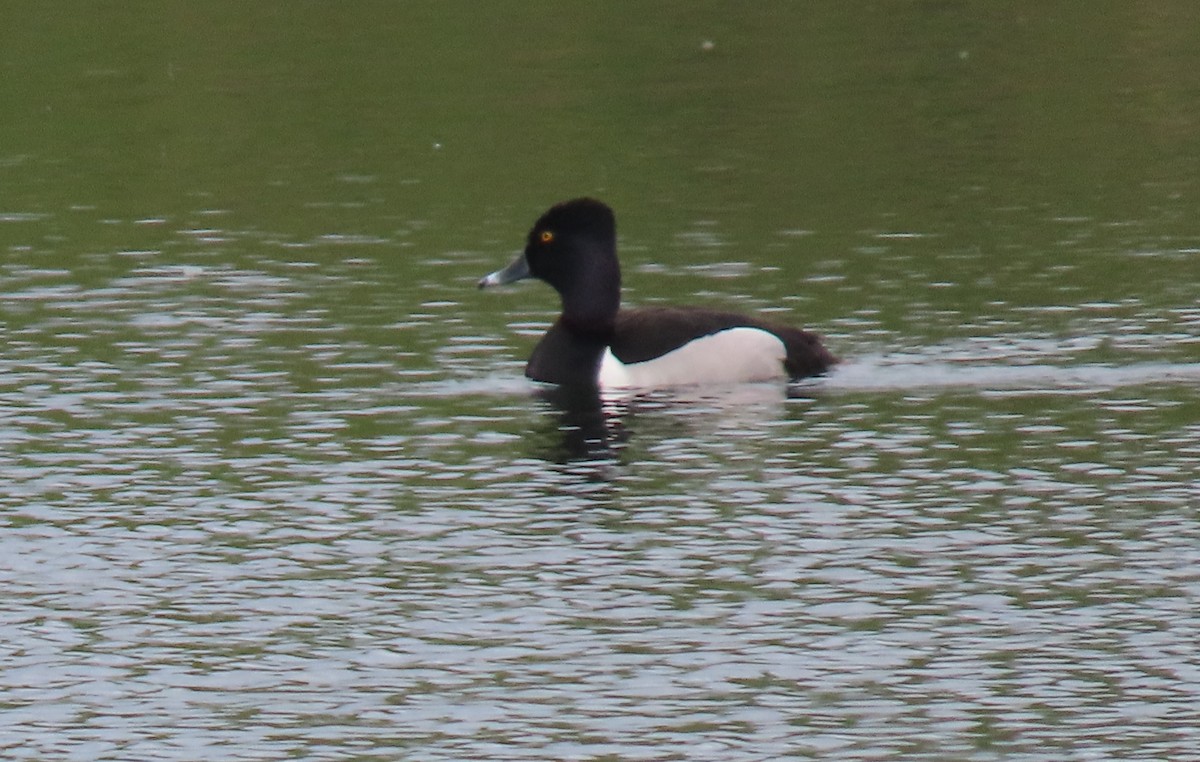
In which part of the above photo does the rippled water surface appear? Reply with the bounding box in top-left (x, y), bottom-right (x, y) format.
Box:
top-left (4, 4), bottom-right (1200, 761)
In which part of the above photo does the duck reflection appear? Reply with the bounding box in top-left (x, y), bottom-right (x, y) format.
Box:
top-left (529, 381), bottom-right (818, 466)
top-left (531, 384), bottom-right (629, 464)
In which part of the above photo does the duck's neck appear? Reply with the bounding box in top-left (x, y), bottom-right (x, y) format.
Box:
top-left (560, 242), bottom-right (621, 334)
top-left (526, 318), bottom-right (609, 386)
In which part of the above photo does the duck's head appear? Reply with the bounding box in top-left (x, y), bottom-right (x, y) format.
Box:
top-left (479, 198), bottom-right (621, 325)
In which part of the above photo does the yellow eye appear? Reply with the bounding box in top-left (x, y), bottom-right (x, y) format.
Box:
top-left (540, 230), bottom-right (554, 244)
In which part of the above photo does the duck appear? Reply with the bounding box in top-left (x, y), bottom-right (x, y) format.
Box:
top-left (478, 198), bottom-right (836, 388)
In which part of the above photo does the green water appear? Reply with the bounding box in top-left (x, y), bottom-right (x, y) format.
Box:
top-left (2, 4), bottom-right (1199, 760)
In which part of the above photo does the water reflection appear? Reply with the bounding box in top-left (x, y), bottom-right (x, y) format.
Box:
top-left (4, 253), bottom-right (1199, 761)
top-left (531, 385), bottom-right (625, 465)
top-left (528, 380), bottom-right (822, 468)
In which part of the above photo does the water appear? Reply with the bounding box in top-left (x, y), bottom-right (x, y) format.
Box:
top-left (3, 4), bottom-right (1200, 761)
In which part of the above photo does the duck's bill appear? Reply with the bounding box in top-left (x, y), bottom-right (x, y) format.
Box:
top-left (478, 254), bottom-right (530, 289)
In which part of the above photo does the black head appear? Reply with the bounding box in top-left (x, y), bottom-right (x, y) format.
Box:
top-left (480, 198), bottom-right (622, 327)
top-left (522, 198), bottom-right (617, 294)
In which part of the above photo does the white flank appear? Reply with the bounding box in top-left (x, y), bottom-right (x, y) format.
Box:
top-left (599, 326), bottom-right (787, 389)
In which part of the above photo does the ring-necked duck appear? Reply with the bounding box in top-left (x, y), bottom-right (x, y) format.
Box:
top-left (479, 198), bottom-right (836, 388)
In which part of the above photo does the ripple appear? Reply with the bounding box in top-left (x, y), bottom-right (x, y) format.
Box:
top-left (828, 353), bottom-right (1200, 395)
top-left (2, 229), bottom-right (1198, 762)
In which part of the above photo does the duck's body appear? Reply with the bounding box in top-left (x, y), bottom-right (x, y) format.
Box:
top-left (479, 198), bottom-right (836, 389)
